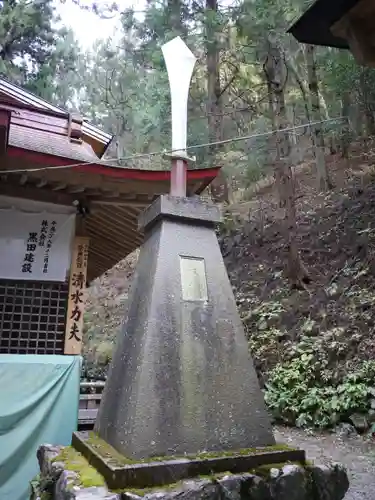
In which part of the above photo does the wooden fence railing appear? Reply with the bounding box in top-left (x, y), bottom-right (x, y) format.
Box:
top-left (78, 380), bottom-right (105, 427)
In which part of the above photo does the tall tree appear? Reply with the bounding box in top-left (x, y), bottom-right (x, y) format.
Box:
top-left (359, 67), bottom-right (375, 137)
top-left (264, 37), bottom-right (309, 288)
top-left (0, 0), bottom-right (81, 109)
top-left (205, 0), bottom-right (228, 202)
top-left (26, 27), bottom-right (81, 107)
top-left (68, 0), bottom-right (372, 198)
top-left (0, 0), bottom-right (56, 84)
top-left (305, 44), bottom-right (333, 191)
top-left (340, 91), bottom-right (351, 159)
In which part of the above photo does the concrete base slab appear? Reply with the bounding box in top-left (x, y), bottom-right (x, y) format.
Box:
top-left (72, 431), bottom-right (306, 491)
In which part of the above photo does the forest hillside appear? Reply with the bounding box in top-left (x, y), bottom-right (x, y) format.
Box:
top-left (84, 142), bottom-right (375, 431)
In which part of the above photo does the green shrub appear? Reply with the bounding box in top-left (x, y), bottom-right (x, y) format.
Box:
top-left (95, 341), bottom-right (113, 366)
top-left (265, 355), bottom-right (375, 428)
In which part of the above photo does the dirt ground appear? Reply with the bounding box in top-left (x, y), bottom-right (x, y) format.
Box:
top-left (275, 426), bottom-right (375, 500)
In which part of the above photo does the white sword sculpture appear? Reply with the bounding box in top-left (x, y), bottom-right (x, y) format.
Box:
top-left (162, 36), bottom-right (196, 196)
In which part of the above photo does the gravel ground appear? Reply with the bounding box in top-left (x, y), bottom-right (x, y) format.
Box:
top-left (274, 426), bottom-right (375, 500)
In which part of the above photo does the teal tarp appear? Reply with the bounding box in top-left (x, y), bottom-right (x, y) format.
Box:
top-left (0, 354), bottom-right (81, 500)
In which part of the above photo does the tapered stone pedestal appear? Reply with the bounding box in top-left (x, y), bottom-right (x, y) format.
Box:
top-left (95, 195), bottom-right (275, 459)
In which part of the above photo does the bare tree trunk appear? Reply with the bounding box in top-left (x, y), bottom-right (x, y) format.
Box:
top-left (318, 92), bottom-right (337, 154)
top-left (264, 38), bottom-right (310, 289)
top-left (285, 58), bottom-right (310, 123)
top-left (291, 102), bottom-right (303, 164)
top-left (305, 45), bottom-right (333, 191)
top-left (167, 0), bottom-right (186, 38)
top-left (319, 92), bottom-right (330, 120)
top-left (205, 0), bottom-right (229, 203)
top-left (265, 75), bottom-right (277, 167)
top-left (341, 91), bottom-right (351, 159)
top-left (359, 68), bottom-right (375, 137)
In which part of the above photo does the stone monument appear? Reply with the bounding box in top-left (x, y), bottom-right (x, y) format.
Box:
top-left (31, 32), bottom-right (349, 500)
top-left (94, 36), bottom-right (275, 461)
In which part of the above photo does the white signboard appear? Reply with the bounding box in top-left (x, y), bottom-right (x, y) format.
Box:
top-left (0, 208), bottom-right (75, 282)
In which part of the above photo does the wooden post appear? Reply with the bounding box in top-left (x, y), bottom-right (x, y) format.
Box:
top-left (64, 236), bottom-right (89, 355)
top-left (170, 158), bottom-right (188, 197)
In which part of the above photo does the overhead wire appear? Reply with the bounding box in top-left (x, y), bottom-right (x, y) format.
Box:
top-left (2, 116), bottom-right (347, 175)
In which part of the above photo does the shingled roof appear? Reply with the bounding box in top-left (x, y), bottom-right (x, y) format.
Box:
top-left (9, 123), bottom-right (100, 163)
top-left (0, 77), bottom-right (112, 156)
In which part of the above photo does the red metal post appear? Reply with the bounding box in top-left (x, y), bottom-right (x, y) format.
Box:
top-left (170, 158), bottom-right (188, 197)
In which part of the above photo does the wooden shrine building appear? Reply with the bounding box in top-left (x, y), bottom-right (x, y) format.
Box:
top-left (288, 0), bottom-right (375, 67)
top-left (0, 78), bottom-right (219, 357)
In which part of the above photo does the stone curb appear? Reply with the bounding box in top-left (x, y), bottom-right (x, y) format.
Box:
top-left (30, 445), bottom-right (349, 500)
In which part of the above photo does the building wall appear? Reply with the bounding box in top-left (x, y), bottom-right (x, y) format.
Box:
top-left (0, 196), bottom-right (76, 355)
top-left (0, 280), bottom-right (69, 354)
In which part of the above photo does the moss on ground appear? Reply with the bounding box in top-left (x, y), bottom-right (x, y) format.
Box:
top-left (54, 446), bottom-right (106, 488)
top-left (85, 432), bottom-right (130, 467)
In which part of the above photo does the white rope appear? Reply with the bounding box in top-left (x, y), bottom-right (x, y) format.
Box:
top-left (1, 116), bottom-right (347, 175)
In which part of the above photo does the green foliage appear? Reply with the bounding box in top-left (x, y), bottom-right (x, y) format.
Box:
top-left (242, 300), bottom-right (287, 373)
top-left (82, 343), bottom-right (112, 380)
top-left (26, 28), bottom-right (82, 107)
top-left (265, 357), bottom-right (375, 428)
top-left (0, 0), bottom-right (55, 64)
top-left (219, 209), bottom-right (237, 233)
top-left (0, 0), bottom-right (370, 177)
top-left (0, 0), bottom-right (82, 107)
top-left (95, 341), bottom-right (113, 366)
top-left (232, 214), bottom-right (375, 430)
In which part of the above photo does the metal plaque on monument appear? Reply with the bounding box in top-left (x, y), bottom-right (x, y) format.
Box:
top-left (71, 37), bottom-right (304, 492)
